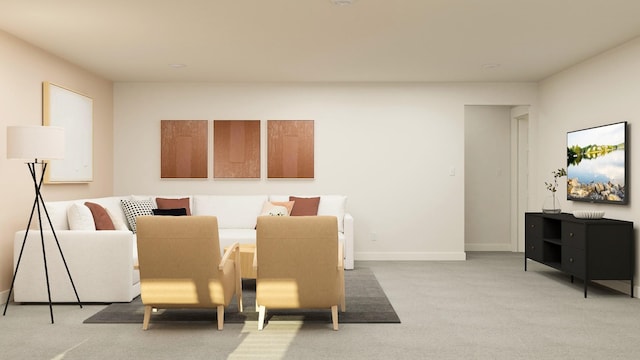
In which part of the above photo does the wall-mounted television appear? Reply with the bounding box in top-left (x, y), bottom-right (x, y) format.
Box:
top-left (566, 121), bottom-right (627, 204)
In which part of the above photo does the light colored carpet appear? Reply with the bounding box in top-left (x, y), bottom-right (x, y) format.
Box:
top-left (1, 252), bottom-right (639, 359)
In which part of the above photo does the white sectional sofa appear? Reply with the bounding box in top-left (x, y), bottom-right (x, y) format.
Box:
top-left (12, 195), bottom-right (353, 303)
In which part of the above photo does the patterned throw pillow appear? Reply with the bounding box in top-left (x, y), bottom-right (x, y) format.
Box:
top-left (120, 199), bottom-right (154, 233)
top-left (265, 205), bottom-right (288, 216)
top-left (260, 201), bottom-right (295, 216)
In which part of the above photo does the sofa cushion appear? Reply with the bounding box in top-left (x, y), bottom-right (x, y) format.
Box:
top-left (192, 195), bottom-right (267, 229)
top-left (289, 196), bottom-right (320, 216)
top-left (85, 202), bottom-right (116, 230)
top-left (67, 203), bottom-right (96, 231)
top-left (121, 199), bottom-right (154, 233)
top-left (106, 208), bottom-right (130, 231)
top-left (38, 200), bottom-right (75, 230)
top-left (156, 197), bottom-right (191, 215)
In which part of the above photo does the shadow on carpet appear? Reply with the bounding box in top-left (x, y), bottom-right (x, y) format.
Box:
top-left (83, 267), bottom-right (400, 325)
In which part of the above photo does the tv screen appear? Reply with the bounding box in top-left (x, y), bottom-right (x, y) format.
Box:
top-left (566, 121), bottom-right (627, 204)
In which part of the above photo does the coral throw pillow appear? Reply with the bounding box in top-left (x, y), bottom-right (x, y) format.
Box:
top-left (84, 202), bottom-right (116, 230)
top-left (289, 196), bottom-right (320, 216)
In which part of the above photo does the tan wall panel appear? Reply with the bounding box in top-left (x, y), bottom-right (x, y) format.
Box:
top-left (267, 120), bottom-right (314, 179)
top-left (161, 120), bottom-right (208, 178)
top-left (213, 120), bottom-right (260, 178)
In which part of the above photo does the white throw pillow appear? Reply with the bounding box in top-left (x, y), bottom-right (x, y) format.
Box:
top-left (67, 203), bottom-right (96, 231)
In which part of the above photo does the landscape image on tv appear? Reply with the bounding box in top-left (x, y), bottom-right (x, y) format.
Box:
top-left (567, 121), bottom-right (627, 204)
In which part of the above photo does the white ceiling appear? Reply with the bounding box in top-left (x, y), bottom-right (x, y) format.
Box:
top-left (1, 0), bottom-right (640, 82)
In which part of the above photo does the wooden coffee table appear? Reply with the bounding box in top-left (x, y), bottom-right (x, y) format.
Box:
top-left (226, 243), bottom-right (256, 279)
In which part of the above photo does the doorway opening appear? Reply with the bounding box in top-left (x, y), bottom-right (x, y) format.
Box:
top-left (464, 105), bottom-right (529, 252)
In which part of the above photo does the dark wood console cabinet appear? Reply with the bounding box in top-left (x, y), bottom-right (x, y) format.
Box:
top-left (524, 212), bottom-right (634, 298)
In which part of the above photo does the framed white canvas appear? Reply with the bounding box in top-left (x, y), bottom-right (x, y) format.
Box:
top-left (43, 82), bottom-right (93, 183)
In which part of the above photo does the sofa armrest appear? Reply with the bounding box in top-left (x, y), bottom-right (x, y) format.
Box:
top-left (343, 213), bottom-right (354, 270)
top-left (13, 230), bottom-right (138, 303)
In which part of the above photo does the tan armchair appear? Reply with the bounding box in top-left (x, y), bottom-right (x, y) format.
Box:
top-left (136, 216), bottom-right (242, 330)
top-left (254, 216), bottom-right (345, 330)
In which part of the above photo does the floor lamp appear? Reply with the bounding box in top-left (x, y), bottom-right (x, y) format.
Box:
top-left (3, 125), bottom-right (82, 323)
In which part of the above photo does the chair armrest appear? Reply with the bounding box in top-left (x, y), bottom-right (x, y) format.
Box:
top-left (220, 242), bottom-right (239, 270)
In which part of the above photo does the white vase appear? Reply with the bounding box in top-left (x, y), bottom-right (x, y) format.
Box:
top-left (542, 194), bottom-right (561, 214)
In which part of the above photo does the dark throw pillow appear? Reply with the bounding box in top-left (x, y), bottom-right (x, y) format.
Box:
top-left (156, 197), bottom-right (191, 215)
top-left (152, 208), bottom-right (188, 216)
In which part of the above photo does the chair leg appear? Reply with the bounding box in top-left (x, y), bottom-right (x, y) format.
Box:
top-left (217, 305), bottom-right (224, 330)
top-left (237, 293), bottom-right (244, 313)
top-left (142, 305), bottom-right (152, 330)
top-left (258, 305), bottom-right (266, 330)
top-left (340, 272), bottom-right (346, 312)
top-left (235, 249), bottom-right (243, 313)
top-left (331, 305), bottom-right (339, 331)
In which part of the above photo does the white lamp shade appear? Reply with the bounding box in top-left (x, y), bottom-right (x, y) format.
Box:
top-left (7, 125), bottom-right (65, 160)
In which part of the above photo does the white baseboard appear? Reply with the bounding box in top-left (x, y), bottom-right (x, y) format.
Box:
top-left (0, 289), bottom-right (9, 305)
top-left (465, 243), bottom-right (513, 251)
top-left (355, 251), bottom-right (466, 261)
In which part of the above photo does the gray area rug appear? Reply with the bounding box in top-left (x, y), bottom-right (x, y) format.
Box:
top-left (83, 267), bottom-right (400, 325)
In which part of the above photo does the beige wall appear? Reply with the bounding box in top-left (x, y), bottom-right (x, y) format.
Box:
top-left (113, 82), bottom-right (538, 263)
top-left (0, 30), bottom-right (113, 300)
top-left (538, 36), bottom-right (640, 293)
